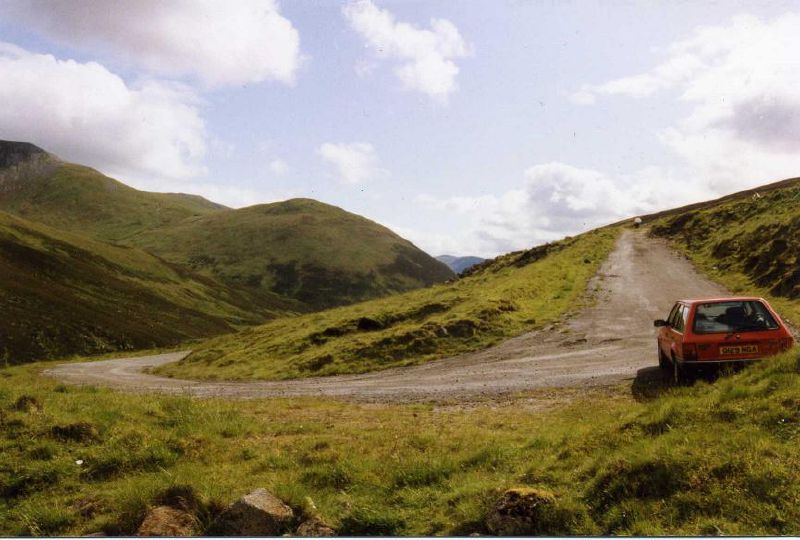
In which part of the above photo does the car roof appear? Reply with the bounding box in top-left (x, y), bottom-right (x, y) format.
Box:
top-left (677, 296), bottom-right (766, 305)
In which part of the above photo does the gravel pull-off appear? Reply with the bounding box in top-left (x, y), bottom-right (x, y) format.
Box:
top-left (45, 230), bottom-right (729, 402)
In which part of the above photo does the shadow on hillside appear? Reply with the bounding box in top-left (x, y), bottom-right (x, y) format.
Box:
top-left (631, 364), bottom-right (733, 402)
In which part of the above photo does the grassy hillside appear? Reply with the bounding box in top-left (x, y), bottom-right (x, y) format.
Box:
top-left (158, 227), bottom-right (618, 380)
top-left (0, 141), bottom-right (453, 311)
top-left (649, 178), bottom-right (800, 327)
top-left (0, 159), bottom-right (226, 243)
top-left (0, 211), bottom-right (303, 365)
top-left (2, 348), bottom-right (798, 535)
top-left (130, 199), bottom-right (454, 310)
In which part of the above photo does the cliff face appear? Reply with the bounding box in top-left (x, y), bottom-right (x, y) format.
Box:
top-left (0, 140), bottom-right (58, 188)
top-left (0, 141), bottom-right (48, 168)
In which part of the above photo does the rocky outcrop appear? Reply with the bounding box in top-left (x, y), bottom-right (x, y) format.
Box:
top-left (0, 140), bottom-right (57, 190)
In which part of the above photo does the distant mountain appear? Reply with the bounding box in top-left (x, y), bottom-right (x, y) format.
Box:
top-left (436, 254), bottom-right (486, 274)
top-left (131, 198), bottom-right (455, 309)
top-left (0, 140), bottom-right (453, 327)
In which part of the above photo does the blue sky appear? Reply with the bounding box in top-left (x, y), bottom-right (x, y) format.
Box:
top-left (1, 1), bottom-right (800, 256)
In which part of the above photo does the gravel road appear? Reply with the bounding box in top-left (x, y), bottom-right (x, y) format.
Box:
top-left (45, 230), bottom-right (729, 402)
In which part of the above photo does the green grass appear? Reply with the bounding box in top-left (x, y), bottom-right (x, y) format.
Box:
top-left (2, 350), bottom-right (799, 535)
top-left (158, 227), bottom-right (619, 380)
top-left (650, 180), bottom-right (800, 327)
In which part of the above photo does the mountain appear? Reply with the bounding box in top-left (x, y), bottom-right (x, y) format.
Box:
top-left (0, 210), bottom-right (303, 365)
top-left (0, 140), bottom-right (454, 362)
top-left (0, 141), bottom-right (226, 243)
top-left (130, 198), bottom-right (455, 309)
top-left (436, 254), bottom-right (486, 274)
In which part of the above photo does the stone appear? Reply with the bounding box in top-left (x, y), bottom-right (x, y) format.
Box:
top-left (485, 487), bottom-right (557, 536)
top-left (296, 517), bottom-right (336, 537)
top-left (214, 488), bottom-right (294, 536)
top-left (136, 506), bottom-right (195, 537)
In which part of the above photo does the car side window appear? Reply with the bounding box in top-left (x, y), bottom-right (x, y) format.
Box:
top-left (667, 303), bottom-right (680, 327)
top-left (672, 304), bottom-right (686, 333)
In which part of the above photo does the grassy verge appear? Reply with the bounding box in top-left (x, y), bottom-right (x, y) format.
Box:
top-left (2, 350), bottom-right (799, 535)
top-left (157, 227), bottom-right (619, 380)
top-left (649, 183), bottom-right (800, 328)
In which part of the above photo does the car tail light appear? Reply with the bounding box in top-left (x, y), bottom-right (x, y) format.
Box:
top-left (781, 337), bottom-right (794, 351)
top-left (682, 343), bottom-right (698, 361)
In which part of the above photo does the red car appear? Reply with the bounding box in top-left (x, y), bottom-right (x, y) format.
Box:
top-left (655, 297), bottom-right (794, 382)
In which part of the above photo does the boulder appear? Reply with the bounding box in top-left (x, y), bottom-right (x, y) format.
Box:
top-left (296, 517), bottom-right (336, 537)
top-left (485, 487), bottom-right (557, 535)
top-left (214, 488), bottom-right (294, 536)
top-left (136, 506), bottom-right (195, 537)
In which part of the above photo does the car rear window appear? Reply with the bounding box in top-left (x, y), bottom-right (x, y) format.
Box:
top-left (693, 300), bottom-right (779, 334)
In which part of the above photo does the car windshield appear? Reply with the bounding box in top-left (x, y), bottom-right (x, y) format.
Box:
top-left (693, 300), bottom-right (779, 334)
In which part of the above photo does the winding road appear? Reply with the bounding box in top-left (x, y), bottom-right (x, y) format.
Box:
top-left (45, 230), bottom-right (730, 402)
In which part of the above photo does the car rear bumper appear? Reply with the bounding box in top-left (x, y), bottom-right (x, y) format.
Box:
top-left (680, 357), bottom-right (762, 365)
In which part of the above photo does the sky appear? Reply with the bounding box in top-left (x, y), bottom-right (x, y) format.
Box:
top-left (1, 0), bottom-right (800, 257)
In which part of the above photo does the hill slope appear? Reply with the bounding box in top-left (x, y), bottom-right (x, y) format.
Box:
top-left (130, 199), bottom-right (454, 310)
top-left (0, 140), bottom-right (453, 311)
top-left (0, 211), bottom-right (301, 364)
top-left (649, 176), bottom-right (800, 327)
top-left (158, 227), bottom-right (618, 380)
top-left (0, 142), bottom-right (226, 243)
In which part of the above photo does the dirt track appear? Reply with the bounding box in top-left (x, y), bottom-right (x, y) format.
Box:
top-left (45, 230), bottom-right (730, 402)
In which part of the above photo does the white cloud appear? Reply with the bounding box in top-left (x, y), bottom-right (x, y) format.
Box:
top-left (2, 0), bottom-right (303, 88)
top-left (343, 0), bottom-right (469, 101)
top-left (416, 162), bottom-right (711, 257)
top-left (269, 158), bottom-right (289, 176)
top-left (572, 13), bottom-right (800, 192)
top-left (0, 42), bottom-right (206, 182)
top-left (438, 13), bottom-right (800, 257)
top-left (318, 142), bottom-right (385, 185)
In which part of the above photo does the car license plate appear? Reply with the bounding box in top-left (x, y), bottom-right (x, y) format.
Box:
top-left (720, 345), bottom-right (758, 355)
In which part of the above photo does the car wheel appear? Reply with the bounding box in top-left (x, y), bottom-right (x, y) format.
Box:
top-left (658, 346), bottom-right (667, 369)
top-left (672, 356), bottom-right (683, 385)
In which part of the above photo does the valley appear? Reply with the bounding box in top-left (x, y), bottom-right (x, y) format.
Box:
top-left (45, 229), bottom-right (730, 401)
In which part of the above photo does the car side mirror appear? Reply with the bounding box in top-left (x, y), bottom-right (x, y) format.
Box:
top-left (654, 319), bottom-right (668, 327)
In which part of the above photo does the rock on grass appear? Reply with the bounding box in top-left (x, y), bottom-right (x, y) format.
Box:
top-left (486, 487), bottom-right (575, 535)
top-left (212, 488), bottom-right (294, 536)
top-left (296, 517), bottom-right (336, 537)
top-left (136, 506), bottom-right (195, 537)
